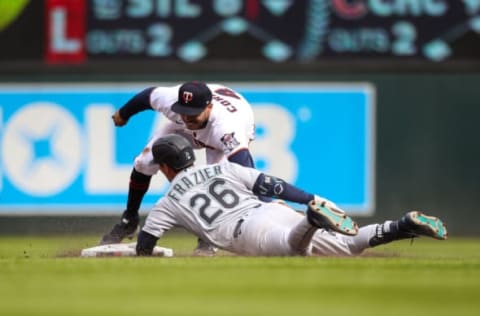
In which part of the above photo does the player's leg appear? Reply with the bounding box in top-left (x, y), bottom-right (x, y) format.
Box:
top-left (262, 203), bottom-right (318, 255)
top-left (236, 201), bottom-right (360, 256)
top-left (99, 124), bottom-right (178, 245)
top-left (231, 204), bottom-right (307, 256)
top-left (308, 229), bottom-right (361, 256)
top-left (232, 203), bottom-right (354, 256)
top-left (310, 211), bottom-right (448, 256)
top-left (99, 153), bottom-right (157, 245)
top-left (289, 201), bottom-right (362, 255)
top-left (368, 211), bottom-right (447, 246)
top-left (253, 203), bottom-right (353, 256)
top-left (287, 217), bottom-right (318, 255)
top-left (306, 199), bottom-right (358, 236)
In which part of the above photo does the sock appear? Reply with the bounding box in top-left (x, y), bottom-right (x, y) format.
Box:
top-left (125, 168), bottom-right (151, 218)
top-left (368, 220), bottom-right (401, 247)
top-left (397, 216), bottom-right (413, 232)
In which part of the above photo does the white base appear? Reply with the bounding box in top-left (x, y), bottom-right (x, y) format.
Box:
top-left (81, 242), bottom-right (174, 257)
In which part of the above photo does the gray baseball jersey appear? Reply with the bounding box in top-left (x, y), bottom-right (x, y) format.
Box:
top-left (143, 162), bottom-right (263, 250)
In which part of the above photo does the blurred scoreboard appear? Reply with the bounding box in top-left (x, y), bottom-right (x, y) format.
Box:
top-left (83, 0), bottom-right (480, 62)
top-left (2, 0), bottom-right (479, 64)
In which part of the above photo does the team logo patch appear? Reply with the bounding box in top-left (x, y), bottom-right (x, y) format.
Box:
top-left (221, 132), bottom-right (240, 150)
top-left (273, 183), bottom-right (284, 195)
top-left (182, 91), bottom-right (193, 103)
top-left (184, 150), bottom-right (192, 160)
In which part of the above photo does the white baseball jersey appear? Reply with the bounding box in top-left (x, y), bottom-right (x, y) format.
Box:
top-left (133, 83), bottom-right (255, 175)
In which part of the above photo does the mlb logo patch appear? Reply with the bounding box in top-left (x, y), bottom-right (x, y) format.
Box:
top-left (221, 132), bottom-right (240, 150)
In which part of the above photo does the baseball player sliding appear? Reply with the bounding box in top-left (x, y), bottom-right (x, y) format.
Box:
top-left (135, 134), bottom-right (447, 257)
top-left (101, 81), bottom-right (270, 253)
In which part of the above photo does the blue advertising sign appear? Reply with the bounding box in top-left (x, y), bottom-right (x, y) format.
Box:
top-left (0, 83), bottom-right (375, 215)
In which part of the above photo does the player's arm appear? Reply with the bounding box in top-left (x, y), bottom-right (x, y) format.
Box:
top-left (252, 173), bottom-right (313, 204)
top-left (251, 173), bottom-right (340, 210)
top-left (228, 149), bottom-right (276, 203)
top-left (136, 230), bottom-right (159, 256)
top-left (136, 201), bottom-right (176, 256)
top-left (113, 87), bottom-right (156, 126)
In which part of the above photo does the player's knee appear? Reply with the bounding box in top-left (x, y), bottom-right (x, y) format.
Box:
top-left (134, 154), bottom-right (159, 175)
top-left (136, 230), bottom-right (158, 256)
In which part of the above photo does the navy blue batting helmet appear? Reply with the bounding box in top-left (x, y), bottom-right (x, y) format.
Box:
top-left (152, 134), bottom-right (195, 170)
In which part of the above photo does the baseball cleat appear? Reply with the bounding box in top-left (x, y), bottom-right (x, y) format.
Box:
top-left (306, 200), bottom-right (358, 236)
top-left (99, 215), bottom-right (139, 245)
top-left (399, 211), bottom-right (448, 240)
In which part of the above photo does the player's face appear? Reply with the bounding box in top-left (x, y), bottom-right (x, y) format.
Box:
top-left (180, 104), bottom-right (212, 130)
top-left (158, 163), bottom-right (176, 182)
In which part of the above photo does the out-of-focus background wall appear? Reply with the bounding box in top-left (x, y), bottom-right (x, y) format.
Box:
top-left (1, 0), bottom-right (479, 235)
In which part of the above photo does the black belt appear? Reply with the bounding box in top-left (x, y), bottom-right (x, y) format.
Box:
top-left (233, 219), bottom-right (244, 238)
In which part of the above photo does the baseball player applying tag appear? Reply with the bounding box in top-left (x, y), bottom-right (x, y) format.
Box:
top-left (101, 81), bottom-right (267, 255)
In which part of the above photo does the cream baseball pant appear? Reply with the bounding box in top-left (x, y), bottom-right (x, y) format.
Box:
top-left (230, 203), bottom-right (379, 257)
top-left (133, 123), bottom-right (226, 176)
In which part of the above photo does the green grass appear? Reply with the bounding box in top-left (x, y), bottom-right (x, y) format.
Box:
top-left (0, 234), bottom-right (479, 316)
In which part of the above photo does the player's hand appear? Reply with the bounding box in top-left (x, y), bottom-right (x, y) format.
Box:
top-left (112, 110), bottom-right (127, 126)
top-left (314, 195), bottom-right (346, 215)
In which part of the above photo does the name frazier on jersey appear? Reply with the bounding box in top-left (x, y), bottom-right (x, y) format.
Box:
top-left (167, 165), bottom-right (224, 201)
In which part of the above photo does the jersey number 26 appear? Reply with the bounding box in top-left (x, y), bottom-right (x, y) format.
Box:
top-left (190, 179), bottom-right (240, 225)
